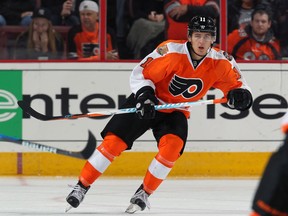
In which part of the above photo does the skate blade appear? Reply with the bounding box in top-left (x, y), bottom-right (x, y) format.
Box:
top-left (65, 205), bottom-right (73, 213)
top-left (125, 203), bottom-right (142, 214)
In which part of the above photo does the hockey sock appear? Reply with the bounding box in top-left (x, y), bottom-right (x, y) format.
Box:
top-left (79, 133), bottom-right (128, 187)
top-left (143, 134), bottom-right (184, 194)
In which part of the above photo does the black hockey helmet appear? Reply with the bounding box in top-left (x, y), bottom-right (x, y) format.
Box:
top-left (188, 16), bottom-right (216, 37)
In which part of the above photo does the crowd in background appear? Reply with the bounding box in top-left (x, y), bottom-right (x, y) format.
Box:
top-left (0, 0), bottom-right (287, 61)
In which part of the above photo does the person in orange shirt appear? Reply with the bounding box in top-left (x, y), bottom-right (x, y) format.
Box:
top-left (67, 0), bottom-right (118, 60)
top-left (250, 111), bottom-right (288, 216)
top-left (164, 0), bottom-right (219, 40)
top-left (65, 16), bottom-right (253, 213)
top-left (227, 0), bottom-right (271, 34)
top-left (227, 5), bottom-right (281, 60)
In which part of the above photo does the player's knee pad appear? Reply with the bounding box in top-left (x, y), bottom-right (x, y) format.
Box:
top-left (158, 134), bottom-right (184, 162)
top-left (97, 133), bottom-right (128, 161)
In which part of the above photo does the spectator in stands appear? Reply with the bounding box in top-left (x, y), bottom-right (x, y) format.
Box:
top-left (41, 0), bottom-right (81, 26)
top-left (163, 0), bottom-right (219, 41)
top-left (227, 5), bottom-right (281, 60)
top-left (13, 8), bottom-right (65, 60)
top-left (115, 0), bottom-right (130, 59)
top-left (1, 0), bottom-right (35, 26)
top-left (126, 0), bottom-right (165, 59)
top-left (67, 0), bottom-right (118, 60)
top-left (227, 0), bottom-right (271, 34)
top-left (115, 0), bottom-right (131, 59)
top-left (270, 0), bottom-right (288, 58)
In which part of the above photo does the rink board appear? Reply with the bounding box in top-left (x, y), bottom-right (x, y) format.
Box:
top-left (0, 152), bottom-right (271, 176)
top-left (0, 62), bottom-right (287, 176)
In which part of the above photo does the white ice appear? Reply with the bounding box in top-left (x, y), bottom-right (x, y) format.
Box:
top-left (0, 177), bottom-right (259, 216)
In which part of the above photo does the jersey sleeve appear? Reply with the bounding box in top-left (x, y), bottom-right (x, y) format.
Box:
top-left (130, 41), bottom-right (174, 94)
top-left (212, 51), bottom-right (252, 97)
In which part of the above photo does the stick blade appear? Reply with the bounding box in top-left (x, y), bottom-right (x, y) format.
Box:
top-left (17, 100), bottom-right (52, 121)
top-left (17, 100), bottom-right (106, 121)
top-left (80, 130), bottom-right (97, 159)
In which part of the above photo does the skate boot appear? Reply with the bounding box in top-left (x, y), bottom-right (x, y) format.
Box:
top-left (65, 181), bottom-right (90, 212)
top-left (125, 184), bottom-right (151, 214)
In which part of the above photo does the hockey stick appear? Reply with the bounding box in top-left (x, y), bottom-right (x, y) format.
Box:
top-left (0, 130), bottom-right (97, 159)
top-left (17, 98), bottom-right (227, 121)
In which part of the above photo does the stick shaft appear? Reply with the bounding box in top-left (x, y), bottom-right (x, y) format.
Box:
top-left (75, 98), bottom-right (228, 117)
top-left (0, 134), bottom-right (57, 153)
top-left (18, 98), bottom-right (227, 121)
top-left (155, 98), bottom-right (227, 110)
top-left (0, 131), bottom-right (97, 159)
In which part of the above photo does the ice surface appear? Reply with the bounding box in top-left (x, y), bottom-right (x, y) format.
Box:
top-left (0, 176), bottom-right (258, 216)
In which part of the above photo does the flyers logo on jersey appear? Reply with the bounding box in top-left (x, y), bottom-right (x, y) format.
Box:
top-left (169, 75), bottom-right (203, 99)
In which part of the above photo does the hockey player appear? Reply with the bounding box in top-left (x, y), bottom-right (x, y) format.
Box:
top-left (65, 16), bottom-right (253, 213)
top-left (250, 111), bottom-right (288, 216)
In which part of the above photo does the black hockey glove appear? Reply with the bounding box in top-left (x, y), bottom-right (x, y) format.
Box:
top-left (135, 87), bottom-right (159, 120)
top-left (227, 88), bottom-right (253, 111)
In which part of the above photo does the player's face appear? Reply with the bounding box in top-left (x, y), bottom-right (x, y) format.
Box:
top-left (251, 13), bottom-right (271, 37)
top-left (189, 32), bottom-right (214, 58)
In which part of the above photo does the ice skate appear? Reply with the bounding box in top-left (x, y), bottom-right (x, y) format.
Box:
top-left (125, 185), bottom-right (150, 214)
top-left (65, 181), bottom-right (90, 212)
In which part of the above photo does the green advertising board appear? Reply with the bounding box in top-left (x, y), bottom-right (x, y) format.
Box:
top-left (0, 71), bottom-right (22, 137)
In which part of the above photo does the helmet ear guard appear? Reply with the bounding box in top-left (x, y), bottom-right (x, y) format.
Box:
top-left (187, 16), bottom-right (217, 42)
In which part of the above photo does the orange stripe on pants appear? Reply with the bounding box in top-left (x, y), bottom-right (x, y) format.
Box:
top-left (79, 133), bottom-right (128, 187)
top-left (143, 134), bottom-right (184, 194)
